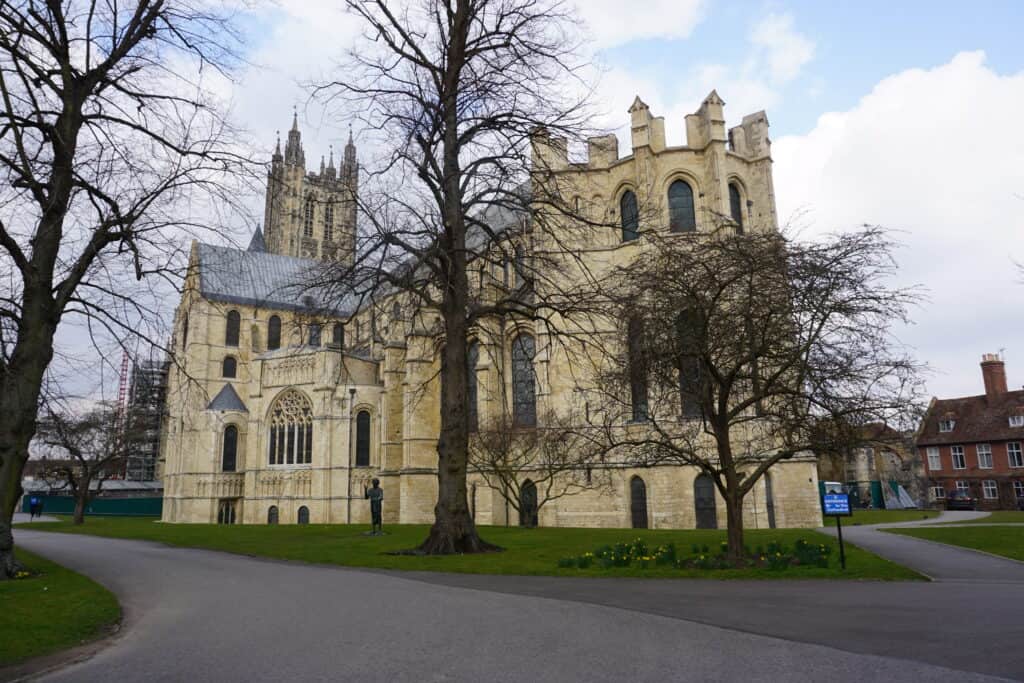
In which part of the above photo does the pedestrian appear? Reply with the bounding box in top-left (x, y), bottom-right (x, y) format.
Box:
top-left (29, 496), bottom-right (39, 520)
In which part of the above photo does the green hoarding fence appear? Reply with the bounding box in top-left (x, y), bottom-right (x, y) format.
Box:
top-left (22, 495), bottom-right (162, 517)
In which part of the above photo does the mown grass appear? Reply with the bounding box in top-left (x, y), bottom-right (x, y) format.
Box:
top-left (21, 516), bottom-right (922, 581)
top-left (0, 549), bottom-right (120, 667)
top-left (887, 525), bottom-right (1024, 562)
top-left (840, 509), bottom-right (939, 526)
top-left (943, 511), bottom-right (1024, 524)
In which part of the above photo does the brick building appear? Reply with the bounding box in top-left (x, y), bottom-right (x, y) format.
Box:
top-left (918, 354), bottom-right (1024, 509)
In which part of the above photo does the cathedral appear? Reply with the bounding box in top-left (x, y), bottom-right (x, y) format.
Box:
top-left (159, 94), bottom-right (824, 529)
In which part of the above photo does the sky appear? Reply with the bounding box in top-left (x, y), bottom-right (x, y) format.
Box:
top-left (178, 0), bottom-right (1024, 400)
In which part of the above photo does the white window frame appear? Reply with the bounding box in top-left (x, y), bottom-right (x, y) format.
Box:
top-left (1009, 415), bottom-right (1024, 428)
top-left (1009, 442), bottom-right (1024, 469)
top-left (939, 419), bottom-right (955, 433)
top-left (951, 445), bottom-right (966, 470)
top-left (982, 480), bottom-right (998, 499)
top-left (931, 485), bottom-right (946, 500)
top-left (1014, 481), bottom-right (1024, 501)
top-left (955, 480), bottom-right (970, 493)
top-left (926, 447), bottom-right (941, 471)
top-left (977, 444), bottom-right (993, 469)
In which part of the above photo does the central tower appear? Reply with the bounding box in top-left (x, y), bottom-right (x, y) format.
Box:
top-left (262, 113), bottom-right (358, 265)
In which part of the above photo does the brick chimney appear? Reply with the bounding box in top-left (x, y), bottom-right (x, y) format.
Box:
top-left (981, 353), bottom-right (1008, 399)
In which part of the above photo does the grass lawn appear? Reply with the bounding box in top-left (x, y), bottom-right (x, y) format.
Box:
top-left (20, 516), bottom-right (922, 581)
top-left (943, 511), bottom-right (1024, 524)
top-left (0, 549), bottom-right (120, 667)
top-left (887, 526), bottom-right (1024, 562)
top-left (839, 509), bottom-right (939, 526)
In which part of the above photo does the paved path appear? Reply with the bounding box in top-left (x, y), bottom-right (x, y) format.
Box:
top-left (819, 511), bottom-right (1024, 582)
top-left (12, 531), bottom-right (1023, 682)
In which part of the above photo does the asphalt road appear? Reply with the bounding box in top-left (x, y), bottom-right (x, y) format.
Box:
top-left (13, 529), bottom-right (1023, 683)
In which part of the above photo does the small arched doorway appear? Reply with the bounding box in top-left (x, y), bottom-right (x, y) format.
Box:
top-left (765, 473), bottom-right (777, 529)
top-left (297, 506), bottom-right (310, 525)
top-left (694, 474), bottom-right (717, 529)
top-left (519, 480), bottom-right (538, 528)
top-left (630, 476), bottom-right (649, 529)
top-left (267, 505), bottom-right (279, 525)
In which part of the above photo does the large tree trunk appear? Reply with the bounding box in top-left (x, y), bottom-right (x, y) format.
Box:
top-left (73, 489), bottom-right (89, 525)
top-left (724, 491), bottom-right (745, 563)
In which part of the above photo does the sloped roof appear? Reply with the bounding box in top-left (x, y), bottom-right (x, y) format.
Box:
top-left (247, 227), bottom-right (267, 253)
top-left (207, 383), bottom-right (248, 412)
top-left (196, 243), bottom-right (355, 316)
top-left (917, 390), bottom-right (1024, 446)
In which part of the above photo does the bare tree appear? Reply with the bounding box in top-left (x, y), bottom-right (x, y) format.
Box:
top-left (35, 403), bottom-right (142, 525)
top-left (311, 0), bottom-right (603, 553)
top-left (586, 226), bottom-right (925, 559)
top-left (0, 1), bottom-right (252, 577)
top-left (469, 410), bottom-right (611, 526)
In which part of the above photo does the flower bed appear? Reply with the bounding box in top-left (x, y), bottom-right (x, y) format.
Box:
top-left (557, 537), bottom-right (832, 571)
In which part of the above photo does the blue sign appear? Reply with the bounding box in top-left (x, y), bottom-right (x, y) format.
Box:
top-left (823, 493), bottom-right (852, 517)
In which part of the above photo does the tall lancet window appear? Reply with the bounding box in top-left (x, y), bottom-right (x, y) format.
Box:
top-left (304, 197), bottom-right (315, 238)
top-left (324, 202), bottom-right (334, 242)
top-left (268, 390), bottom-right (314, 466)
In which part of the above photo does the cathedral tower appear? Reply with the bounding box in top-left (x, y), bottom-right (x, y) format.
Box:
top-left (263, 113), bottom-right (358, 264)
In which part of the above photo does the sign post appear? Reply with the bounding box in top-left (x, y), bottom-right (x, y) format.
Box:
top-left (822, 492), bottom-right (853, 570)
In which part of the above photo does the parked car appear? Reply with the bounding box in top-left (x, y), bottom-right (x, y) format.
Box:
top-left (945, 490), bottom-right (977, 511)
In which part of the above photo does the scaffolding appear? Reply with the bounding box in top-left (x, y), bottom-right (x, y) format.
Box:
top-left (123, 356), bottom-right (170, 481)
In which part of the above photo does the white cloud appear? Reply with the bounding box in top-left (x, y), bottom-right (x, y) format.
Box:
top-left (577, 0), bottom-right (704, 48)
top-left (749, 13), bottom-right (815, 84)
top-left (773, 51), bottom-right (1024, 398)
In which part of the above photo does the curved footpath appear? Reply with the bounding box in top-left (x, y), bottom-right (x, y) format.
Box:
top-left (12, 524), bottom-right (1024, 682)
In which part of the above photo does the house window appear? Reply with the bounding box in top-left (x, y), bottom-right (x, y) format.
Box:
top-left (951, 445), bottom-right (966, 470)
top-left (324, 203), bottom-right (334, 242)
top-left (983, 480), bottom-right (998, 499)
top-left (268, 315), bottom-right (282, 350)
top-left (222, 356), bottom-right (237, 379)
top-left (1010, 442), bottom-right (1024, 468)
top-left (225, 310), bottom-right (240, 347)
top-left (668, 180), bottom-right (696, 233)
top-left (1014, 481), bottom-right (1024, 501)
top-left (304, 197), bottom-right (314, 237)
top-left (467, 341), bottom-right (479, 432)
top-left (222, 425), bottom-right (238, 472)
top-left (977, 444), bottom-right (993, 469)
top-left (1010, 415), bottom-right (1024, 428)
top-left (930, 485), bottom-right (945, 500)
top-left (308, 323), bottom-right (321, 347)
top-left (268, 390), bottom-right (313, 465)
top-left (939, 419), bottom-right (955, 432)
top-left (511, 333), bottom-right (537, 427)
top-left (355, 410), bottom-right (371, 467)
top-left (728, 183), bottom-right (744, 234)
top-left (620, 190), bottom-right (639, 242)
top-left (955, 480), bottom-right (970, 493)
top-left (926, 447), bottom-right (941, 471)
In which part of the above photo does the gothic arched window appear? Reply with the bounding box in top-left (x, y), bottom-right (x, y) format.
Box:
top-left (627, 317), bottom-right (648, 422)
top-left (668, 180), bottom-right (696, 233)
top-left (267, 315), bottom-right (281, 351)
top-left (467, 341), bottom-right (480, 432)
top-left (392, 302), bottom-right (401, 321)
top-left (331, 322), bottom-right (344, 349)
top-left (222, 356), bottom-right (237, 379)
top-left (676, 310), bottom-right (702, 417)
top-left (304, 197), bottom-right (315, 238)
top-left (309, 323), bottom-right (321, 347)
top-left (512, 333), bottom-right (537, 427)
top-left (225, 310), bottom-right (240, 347)
top-left (297, 506), bottom-right (310, 524)
top-left (268, 390), bottom-right (314, 465)
top-left (267, 505), bottom-right (279, 525)
top-left (620, 190), bottom-right (639, 242)
top-left (222, 425), bottom-right (238, 472)
top-left (324, 203), bottom-right (334, 242)
top-left (355, 410), bottom-right (371, 467)
top-left (729, 183), bottom-right (744, 234)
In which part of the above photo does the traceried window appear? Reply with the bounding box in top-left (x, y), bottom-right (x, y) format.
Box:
top-left (951, 445), bottom-right (966, 469)
top-left (983, 480), bottom-right (998, 499)
top-left (627, 317), bottom-right (648, 422)
top-left (324, 203), bottom-right (334, 242)
top-left (668, 180), bottom-right (696, 233)
top-left (512, 333), bottom-right (537, 427)
top-left (222, 425), bottom-right (238, 472)
top-left (729, 183), bottom-right (744, 234)
top-left (222, 356), bottom-right (237, 379)
top-left (620, 190), bottom-right (639, 242)
top-left (268, 315), bottom-right (282, 351)
top-left (926, 447), bottom-right (941, 471)
top-left (467, 341), bottom-right (480, 432)
top-left (355, 410), bottom-right (371, 467)
top-left (268, 390), bottom-right (313, 466)
top-left (1009, 442), bottom-right (1024, 468)
top-left (977, 444), bottom-right (993, 469)
top-left (676, 310), bottom-right (702, 417)
top-left (225, 310), bottom-right (240, 347)
top-left (304, 197), bottom-right (315, 238)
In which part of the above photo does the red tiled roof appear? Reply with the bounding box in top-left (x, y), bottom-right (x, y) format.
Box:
top-left (917, 389), bottom-right (1024, 446)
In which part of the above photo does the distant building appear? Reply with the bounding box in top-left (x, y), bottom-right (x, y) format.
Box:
top-left (125, 358), bottom-right (170, 481)
top-left (918, 354), bottom-right (1024, 509)
top-left (817, 424), bottom-right (925, 508)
